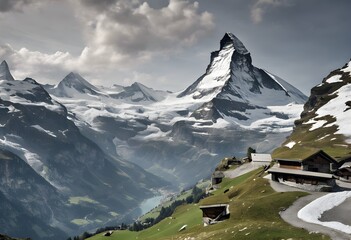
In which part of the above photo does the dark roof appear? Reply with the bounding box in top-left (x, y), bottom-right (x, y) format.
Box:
top-left (199, 204), bottom-right (229, 209)
top-left (304, 150), bottom-right (337, 164)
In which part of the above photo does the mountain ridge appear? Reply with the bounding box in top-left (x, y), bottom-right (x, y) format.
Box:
top-left (273, 59), bottom-right (351, 159)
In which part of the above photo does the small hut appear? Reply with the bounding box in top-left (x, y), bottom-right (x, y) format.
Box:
top-left (211, 171), bottom-right (225, 185)
top-left (199, 204), bottom-right (230, 226)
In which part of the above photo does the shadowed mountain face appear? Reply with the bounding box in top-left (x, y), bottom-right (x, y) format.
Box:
top-left (0, 64), bottom-right (167, 239)
top-left (273, 59), bottom-right (351, 159)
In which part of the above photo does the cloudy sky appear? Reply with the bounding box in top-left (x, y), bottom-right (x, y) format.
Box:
top-left (0, 0), bottom-right (350, 94)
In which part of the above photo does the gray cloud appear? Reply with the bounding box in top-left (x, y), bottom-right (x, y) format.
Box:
top-left (75, 0), bottom-right (215, 67)
top-left (251, 0), bottom-right (292, 23)
top-left (0, 0), bottom-right (51, 13)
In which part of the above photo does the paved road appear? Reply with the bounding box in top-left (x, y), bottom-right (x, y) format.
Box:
top-left (320, 197), bottom-right (351, 226)
top-left (226, 163), bottom-right (351, 239)
top-left (280, 193), bottom-right (351, 240)
top-left (269, 179), bottom-right (351, 240)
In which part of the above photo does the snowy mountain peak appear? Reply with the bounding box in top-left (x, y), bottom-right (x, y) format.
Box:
top-left (0, 60), bottom-right (15, 81)
top-left (49, 72), bottom-right (100, 97)
top-left (61, 72), bottom-right (97, 90)
top-left (220, 32), bottom-right (249, 54)
top-left (178, 32), bottom-right (307, 123)
top-left (111, 81), bottom-right (168, 102)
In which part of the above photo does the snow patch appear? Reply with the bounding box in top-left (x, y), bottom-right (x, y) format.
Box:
top-left (298, 191), bottom-right (351, 234)
top-left (341, 61), bottom-right (351, 75)
top-left (325, 75), bottom-right (343, 84)
top-left (285, 141), bottom-right (296, 149)
top-left (314, 84), bottom-right (351, 142)
top-left (31, 125), bottom-right (57, 138)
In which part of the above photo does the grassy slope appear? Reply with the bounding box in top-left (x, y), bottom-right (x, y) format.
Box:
top-left (88, 169), bottom-right (329, 240)
top-left (139, 180), bottom-right (210, 222)
top-left (272, 121), bottom-right (351, 160)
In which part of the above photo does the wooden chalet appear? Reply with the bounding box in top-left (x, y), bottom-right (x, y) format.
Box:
top-left (199, 204), bottom-right (230, 226)
top-left (336, 156), bottom-right (351, 182)
top-left (276, 150), bottom-right (337, 173)
top-left (269, 150), bottom-right (337, 190)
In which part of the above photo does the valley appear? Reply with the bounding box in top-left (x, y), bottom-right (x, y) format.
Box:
top-left (0, 30), bottom-right (350, 240)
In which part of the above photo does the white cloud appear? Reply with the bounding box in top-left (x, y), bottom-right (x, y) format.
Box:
top-left (0, 44), bottom-right (76, 82)
top-left (0, 0), bottom-right (214, 85)
top-left (122, 71), bottom-right (167, 89)
top-left (251, 0), bottom-right (291, 24)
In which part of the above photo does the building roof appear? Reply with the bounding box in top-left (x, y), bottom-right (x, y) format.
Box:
top-left (276, 159), bottom-right (303, 163)
top-left (304, 150), bottom-right (337, 164)
top-left (340, 162), bottom-right (351, 169)
top-left (199, 204), bottom-right (229, 209)
top-left (268, 167), bottom-right (334, 179)
top-left (251, 153), bottom-right (272, 162)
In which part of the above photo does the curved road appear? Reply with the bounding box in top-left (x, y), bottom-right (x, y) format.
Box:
top-left (225, 163), bottom-right (351, 240)
top-left (280, 193), bottom-right (351, 240)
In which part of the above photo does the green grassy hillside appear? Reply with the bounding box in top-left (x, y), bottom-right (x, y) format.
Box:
top-left (88, 168), bottom-right (329, 240)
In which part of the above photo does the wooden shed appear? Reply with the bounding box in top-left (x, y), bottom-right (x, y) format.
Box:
top-left (199, 204), bottom-right (230, 226)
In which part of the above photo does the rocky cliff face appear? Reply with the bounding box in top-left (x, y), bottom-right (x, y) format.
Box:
top-left (273, 59), bottom-right (351, 159)
top-left (179, 32), bottom-right (307, 122)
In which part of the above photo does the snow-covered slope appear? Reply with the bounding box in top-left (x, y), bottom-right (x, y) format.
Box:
top-left (45, 33), bottom-right (307, 187)
top-left (179, 32), bottom-right (307, 125)
top-left (110, 82), bottom-right (168, 102)
top-left (47, 72), bottom-right (102, 98)
top-left (0, 64), bottom-right (167, 239)
top-left (273, 59), bottom-right (351, 159)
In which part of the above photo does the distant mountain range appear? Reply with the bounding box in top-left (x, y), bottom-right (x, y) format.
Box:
top-left (43, 33), bottom-right (307, 186)
top-left (273, 59), bottom-right (351, 159)
top-left (0, 32), bottom-right (309, 239)
top-left (0, 61), bottom-right (167, 239)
